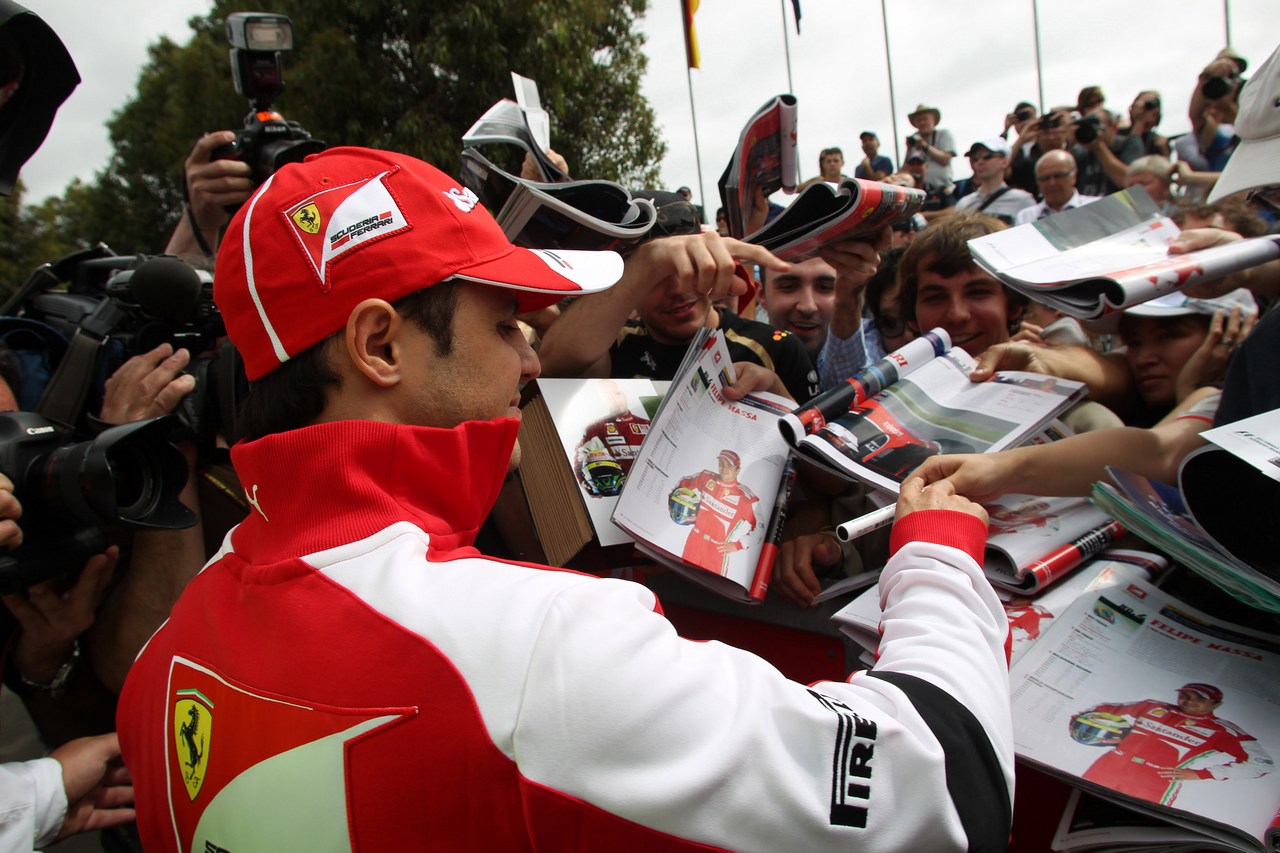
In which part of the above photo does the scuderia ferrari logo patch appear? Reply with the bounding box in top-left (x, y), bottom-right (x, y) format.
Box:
top-left (283, 169), bottom-right (410, 291)
top-left (173, 689), bottom-right (213, 800)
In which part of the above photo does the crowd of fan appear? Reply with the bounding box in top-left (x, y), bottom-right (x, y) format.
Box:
top-left (1, 25), bottom-right (1278, 850)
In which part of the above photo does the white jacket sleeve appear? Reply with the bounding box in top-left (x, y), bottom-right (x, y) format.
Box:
top-left (0, 758), bottom-right (66, 853)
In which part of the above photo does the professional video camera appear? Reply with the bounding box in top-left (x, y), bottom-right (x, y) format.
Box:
top-left (0, 411), bottom-right (195, 593)
top-left (211, 12), bottom-right (324, 186)
top-left (0, 247), bottom-right (247, 461)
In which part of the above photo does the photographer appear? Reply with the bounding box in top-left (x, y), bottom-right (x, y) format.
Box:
top-left (1185, 54), bottom-right (1243, 189)
top-left (1117, 90), bottom-right (1170, 159)
top-left (1070, 108), bottom-right (1144, 198)
top-left (904, 103), bottom-right (957, 188)
top-left (1007, 107), bottom-right (1072, 197)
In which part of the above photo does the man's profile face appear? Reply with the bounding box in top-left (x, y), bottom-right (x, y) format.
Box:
top-left (913, 259), bottom-right (1013, 356)
top-left (760, 258), bottom-right (837, 358)
top-left (392, 284), bottom-right (539, 464)
top-left (637, 268), bottom-right (714, 346)
top-left (820, 152), bottom-right (844, 179)
top-left (1176, 690), bottom-right (1220, 716)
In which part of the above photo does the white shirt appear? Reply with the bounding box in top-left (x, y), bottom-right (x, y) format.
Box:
top-left (1014, 191), bottom-right (1101, 226)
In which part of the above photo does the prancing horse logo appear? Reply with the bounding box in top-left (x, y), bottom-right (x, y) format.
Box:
top-left (173, 690), bottom-right (213, 800)
top-left (291, 202), bottom-right (322, 234)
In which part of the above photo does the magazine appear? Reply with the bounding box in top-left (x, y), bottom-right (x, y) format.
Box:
top-left (966, 186), bottom-right (1280, 320)
top-left (516, 378), bottom-right (667, 565)
top-left (717, 94), bottom-right (798, 239)
top-left (1089, 409), bottom-right (1280, 614)
top-left (780, 331), bottom-right (1087, 494)
top-left (462, 75), bottom-right (568, 183)
top-left (460, 148), bottom-right (657, 252)
top-left (1009, 572), bottom-right (1280, 853)
top-left (832, 552), bottom-right (1167, 668)
top-left (611, 328), bottom-right (795, 604)
top-left (745, 177), bottom-right (925, 262)
top-left (1053, 788), bottom-right (1250, 852)
top-left (984, 495), bottom-right (1124, 594)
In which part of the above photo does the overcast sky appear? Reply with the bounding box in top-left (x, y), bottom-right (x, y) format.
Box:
top-left (17, 0), bottom-right (1280, 213)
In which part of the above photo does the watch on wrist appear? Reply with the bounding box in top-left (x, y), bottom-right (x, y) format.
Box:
top-left (18, 639), bottom-right (80, 699)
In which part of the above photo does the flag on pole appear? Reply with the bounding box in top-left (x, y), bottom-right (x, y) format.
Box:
top-left (791, 0), bottom-right (802, 34)
top-left (681, 0), bottom-right (700, 68)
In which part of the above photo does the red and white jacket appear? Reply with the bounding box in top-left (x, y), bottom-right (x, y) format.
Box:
top-left (118, 417), bottom-right (1013, 852)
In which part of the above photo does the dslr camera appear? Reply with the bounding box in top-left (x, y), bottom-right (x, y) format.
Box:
top-left (211, 12), bottom-right (324, 186)
top-left (1073, 113), bottom-right (1105, 145)
top-left (1200, 73), bottom-right (1242, 101)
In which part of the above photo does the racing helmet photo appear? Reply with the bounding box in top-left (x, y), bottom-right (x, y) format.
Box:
top-left (583, 455), bottom-right (625, 497)
top-left (668, 486), bottom-right (700, 525)
top-left (1068, 711), bottom-right (1131, 746)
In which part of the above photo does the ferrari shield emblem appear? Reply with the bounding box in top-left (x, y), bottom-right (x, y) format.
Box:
top-left (291, 203), bottom-right (322, 234)
top-left (173, 690), bottom-right (213, 800)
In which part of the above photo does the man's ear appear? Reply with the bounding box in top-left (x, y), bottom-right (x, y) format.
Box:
top-left (344, 299), bottom-right (404, 387)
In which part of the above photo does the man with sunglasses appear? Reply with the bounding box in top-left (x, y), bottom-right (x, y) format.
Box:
top-left (539, 197), bottom-right (822, 403)
top-left (954, 138), bottom-right (1035, 225)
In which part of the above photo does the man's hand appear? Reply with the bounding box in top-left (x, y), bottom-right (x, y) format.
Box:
top-left (99, 344), bottom-right (196, 425)
top-left (4, 547), bottom-right (118, 684)
top-left (1175, 306), bottom-right (1256, 402)
top-left (1011, 321), bottom-right (1046, 344)
top-left (970, 341), bottom-right (1052, 381)
top-left (183, 131), bottom-right (254, 236)
top-left (1170, 228), bottom-right (1280, 299)
top-left (773, 532), bottom-right (842, 607)
top-left (819, 228), bottom-right (889, 340)
top-left (520, 148), bottom-right (570, 182)
top-left (628, 232), bottom-right (788, 307)
top-left (896, 475), bottom-right (989, 526)
top-left (50, 733), bottom-right (135, 842)
top-left (0, 472), bottom-right (21, 550)
top-left (901, 462), bottom-right (1005, 511)
top-left (722, 361), bottom-right (792, 403)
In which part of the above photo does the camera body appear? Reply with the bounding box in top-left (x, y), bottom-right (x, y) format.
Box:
top-left (1074, 113), bottom-right (1105, 145)
top-left (1200, 74), bottom-right (1241, 101)
top-left (906, 133), bottom-right (922, 148)
top-left (0, 411), bottom-right (195, 593)
top-left (1015, 107), bottom-right (1035, 122)
top-left (210, 13), bottom-right (324, 186)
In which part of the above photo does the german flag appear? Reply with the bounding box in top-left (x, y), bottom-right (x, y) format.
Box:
top-left (681, 0), bottom-right (699, 69)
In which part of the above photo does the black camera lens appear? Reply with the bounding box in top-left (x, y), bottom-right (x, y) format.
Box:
top-left (1016, 108), bottom-right (1034, 121)
top-left (1074, 120), bottom-right (1099, 145)
top-left (1142, 98), bottom-right (1160, 110)
top-left (1201, 76), bottom-right (1235, 100)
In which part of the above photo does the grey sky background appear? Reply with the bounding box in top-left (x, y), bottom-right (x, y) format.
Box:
top-left (17, 1), bottom-right (1280, 215)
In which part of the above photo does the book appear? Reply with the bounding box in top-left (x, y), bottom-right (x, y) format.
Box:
top-left (983, 494), bottom-right (1125, 594)
top-left (460, 148), bottom-right (657, 252)
top-left (610, 328), bottom-right (795, 604)
top-left (717, 94), bottom-right (798, 239)
top-left (832, 552), bottom-right (1167, 668)
top-left (779, 330), bottom-right (1087, 494)
top-left (1009, 572), bottom-right (1280, 853)
top-left (744, 177), bottom-right (925, 262)
top-left (966, 186), bottom-right (1280, 320)
top-left (516, 377), bottom-right (666, 566)
top-left (1089, 408), bottom-right (1280, 614)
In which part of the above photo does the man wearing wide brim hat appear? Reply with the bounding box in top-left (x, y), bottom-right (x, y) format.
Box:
top-left (906, 102), bottom-right (956, 188)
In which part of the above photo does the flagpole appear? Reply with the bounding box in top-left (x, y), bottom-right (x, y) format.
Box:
top-left (686, 64), bottom-right (706, 218)
top-left (1031, 0), bottom-right (1045, 113)
top-left (880, 0), bottom-right (901, 169)
top-left (779, 0), bottom-right (794, 93)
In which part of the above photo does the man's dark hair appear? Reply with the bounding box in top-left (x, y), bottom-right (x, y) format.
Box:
top-left (236, 281), bottom-right (460, 441)
top-left (820, 147), bottom-right (843, 159)
top-left (897, 213), bottom-right (1028, 333)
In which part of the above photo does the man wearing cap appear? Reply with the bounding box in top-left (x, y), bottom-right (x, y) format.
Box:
top-left (954, 138), bottom-right (1035, 225)
top-left (1078, 683), bottom-right (1272, 806)
top-left (854, 132), bottom-right (893, 182)
top-left (116, 147), bottom-right (1015, 851)
top-left (906, 104), bottom-right (957, 189)
top-left (903, 150), bottom-right (957, 222)
top-left (674, 450), bottom-right (759, 573)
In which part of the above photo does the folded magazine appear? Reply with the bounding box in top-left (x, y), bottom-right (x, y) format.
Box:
top-left (966, 186), bottom-right (1280, 320)
top-left (779, 330), bottom-right (1087, 494)
top-left (1009, 572), bottom-right (1280, 853)
top-left (718, 94), bottom-right (798, 239)
top-left (983, 494), bottom-right (1125, 594)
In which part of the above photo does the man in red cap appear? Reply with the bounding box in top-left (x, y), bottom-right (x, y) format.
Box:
top-left (1077, 682), bottom-right (1272, 805)
top-left (116, 147), bottom-right (1015, 852)
top-left (673, 449), bottom-right (759, 573)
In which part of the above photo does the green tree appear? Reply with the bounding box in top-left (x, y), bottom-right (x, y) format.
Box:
top-left (45, 0), bottom-right (664, 258)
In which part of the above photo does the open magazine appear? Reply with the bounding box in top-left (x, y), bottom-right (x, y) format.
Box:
top-left (779, 330), bottom-right (1086, 493)
top-left (460, 148), bottom-right (656, 252)
top-left (1009, 572), bottom-right (1280, 853)
top-left (966, 186), bottom-right (1280, 320)
top-left (984, 495), bottom-right (1125, 594)
top-left (1053, 788), bottom-right (1254, 852)
top-left (611, 328), bottom-right (793, 604)
top-left (745, 178), bottom-right (925, 262)
top-left (832, 552), bottom-right (1167, 669)
top-left (718, 94), bottom-right (798, 239)
top-left (1090, 409), bottom-right (1280, 614)
top-left (462, 74), bottom-right (568, 183)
